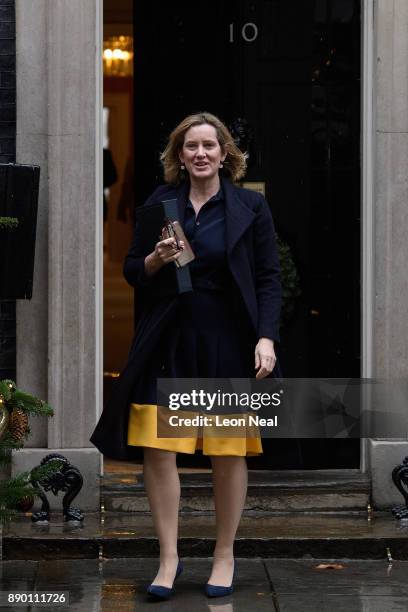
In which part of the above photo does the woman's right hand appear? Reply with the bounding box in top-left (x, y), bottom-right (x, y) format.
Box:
top-left (144, 237), bottom-right (184, 277)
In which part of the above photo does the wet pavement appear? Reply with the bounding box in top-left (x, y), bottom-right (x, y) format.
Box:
top-left (1, 557), bottom-right (408, 611)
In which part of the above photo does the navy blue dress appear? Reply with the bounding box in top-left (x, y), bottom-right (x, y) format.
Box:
top-left (130, 186), bottom-right (256, 403)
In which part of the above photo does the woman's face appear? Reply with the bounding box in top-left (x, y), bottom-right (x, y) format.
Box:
top-left (179, 124), bottom-right (227, 181)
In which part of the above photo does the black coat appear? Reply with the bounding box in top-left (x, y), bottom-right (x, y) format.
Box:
top-left (90, 176), bottom-right (282, 460)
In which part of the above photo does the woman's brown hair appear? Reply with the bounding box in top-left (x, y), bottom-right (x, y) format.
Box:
top-left (160, 112), bottom-right (247, 184)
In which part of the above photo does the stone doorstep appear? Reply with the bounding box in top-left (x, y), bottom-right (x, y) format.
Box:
top-left (4, 511), bottom-right (408, 561)
top-left (104, 491), bottom-right (370, 513)
top-left (102, 469), bottom-right (371, 512)
top-left (103, 468), bottom-right (370, 486)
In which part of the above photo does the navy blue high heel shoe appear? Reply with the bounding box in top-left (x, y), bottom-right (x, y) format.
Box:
top-left (204, 561), bottom-right (235, 597)
top-left (147, 559), bottom-right (184, 600)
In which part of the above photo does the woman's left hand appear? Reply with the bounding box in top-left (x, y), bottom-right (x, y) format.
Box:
top-left (254, 338), bottom-right (276, 379)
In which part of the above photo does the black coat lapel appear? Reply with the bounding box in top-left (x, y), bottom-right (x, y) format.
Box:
top-left (222, 177), bottom-right (256, 254)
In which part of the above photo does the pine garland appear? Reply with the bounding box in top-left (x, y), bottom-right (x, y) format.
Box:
top-left (0, 432), bottom-right (25, 466)
top-left (0, 473), bottom-right (38, 508)
top-left (0, 379), bottom-right (56, 523)
top-left (0, 380), bottom-right (53, 418)
top-left (0, 461), bottom-right (64, 524)
top-left (8, 391), bottom-right (53, 417)
top-left (0, 216), bottom-right (18, 230)
top-left (277, 235), bottom-right (302, 323)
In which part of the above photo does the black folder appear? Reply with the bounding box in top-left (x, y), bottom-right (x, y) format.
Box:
top-left (135, 198), bottom-right (192, 294)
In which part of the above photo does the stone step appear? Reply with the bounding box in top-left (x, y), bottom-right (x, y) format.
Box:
top-left (102, 469), bottom-right (371, 513)
top-left (4, 511), bottom-right (407, 561)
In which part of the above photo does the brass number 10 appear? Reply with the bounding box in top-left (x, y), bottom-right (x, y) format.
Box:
top-left (229, 22), bottom-right (259, 43)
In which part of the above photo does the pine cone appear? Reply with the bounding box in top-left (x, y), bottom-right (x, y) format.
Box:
top-left (0, 399), bottom-right (9, 441)
top-left (16, 495), bottom-right (35, 512)
top-left (9, 408), bottom-right (29, 442)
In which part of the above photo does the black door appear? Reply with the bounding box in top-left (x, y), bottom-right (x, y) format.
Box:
top-left (133, 0), bottom-right (361, 468)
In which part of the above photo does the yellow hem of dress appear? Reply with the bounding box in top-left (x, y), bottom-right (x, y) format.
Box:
top-left (127, 403), bottom-right (263, 456)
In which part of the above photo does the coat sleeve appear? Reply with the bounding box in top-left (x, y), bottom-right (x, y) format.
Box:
top-left (252, 194), bottom-right (282, 343)
top-left (123, 188), bottom-right (163, 289)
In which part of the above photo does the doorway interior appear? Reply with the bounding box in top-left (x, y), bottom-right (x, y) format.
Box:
top-left (103, 0), bottom-right (362, 470)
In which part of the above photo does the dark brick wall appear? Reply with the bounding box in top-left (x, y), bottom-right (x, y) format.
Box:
top-left (0, 0), bottom-right (16, 381)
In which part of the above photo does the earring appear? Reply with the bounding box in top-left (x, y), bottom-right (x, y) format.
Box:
top-left (180, 164), bottom-right (185, 170)
top-left (219, 162), bottom-right (223, 168)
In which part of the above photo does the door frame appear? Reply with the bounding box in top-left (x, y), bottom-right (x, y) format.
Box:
top-left (360, 0), bottom-right (375, 473)
top-left (98, 0), bottom-right (375, 474)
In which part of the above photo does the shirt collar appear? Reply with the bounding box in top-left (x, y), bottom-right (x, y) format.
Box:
top-left (186, 186), bottom-right (224, 209)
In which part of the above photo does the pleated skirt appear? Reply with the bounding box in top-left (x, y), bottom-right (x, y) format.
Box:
top-left (127, 289), bottom-right (263, 456)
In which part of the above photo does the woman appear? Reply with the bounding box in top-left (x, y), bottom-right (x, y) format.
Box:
top-left (90, 112), bottom-right (282, 599)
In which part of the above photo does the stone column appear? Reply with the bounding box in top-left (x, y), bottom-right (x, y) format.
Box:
top-left (13, 0), bottom-right (103, 511)
top-left (369, 0), bottom-right (408, 508)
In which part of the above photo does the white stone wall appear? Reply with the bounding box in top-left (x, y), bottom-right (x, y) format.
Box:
top-left (13, 0), bottom-right (103, 510)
